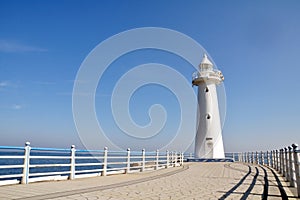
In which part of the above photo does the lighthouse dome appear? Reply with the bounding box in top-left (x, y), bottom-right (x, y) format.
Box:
top-left (199, 54), bottom-right (213, 71)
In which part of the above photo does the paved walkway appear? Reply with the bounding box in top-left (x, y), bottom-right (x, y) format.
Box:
top-left (0, 162), bottom-right (298, 200)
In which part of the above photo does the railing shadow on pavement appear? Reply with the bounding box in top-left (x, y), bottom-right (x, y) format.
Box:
top-left (221, 143), bottom-right (300, 199)
top-left (218, 164), bottom-right (252, 200)
top-left (218, 163), bottom-right (296, 199)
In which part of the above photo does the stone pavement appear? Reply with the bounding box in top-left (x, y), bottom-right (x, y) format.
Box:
top-left (0, 162), bottom-right (298, 200)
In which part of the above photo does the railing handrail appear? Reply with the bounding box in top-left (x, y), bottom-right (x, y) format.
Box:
top-left (0, 145), bottom-right (25, 150)
top-left (30, 147), bottom-right (70, 151)
top-left (0, 145), bottom-right (174, 155)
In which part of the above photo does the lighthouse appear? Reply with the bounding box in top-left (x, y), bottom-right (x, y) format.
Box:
top-left (192, 54), bottom-right (225, 159)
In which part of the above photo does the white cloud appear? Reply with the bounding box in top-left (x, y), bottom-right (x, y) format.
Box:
top-left (0, 81), bottom-right (8, 87)
top-left (33, 81), bottom-right (56, 85)
top-left (57, 92), bottom-right (97, 96)
top-left (0, 81), bottom-right (12, 91)
top-left (12, 104), bottom-right (22, 110)
top-left (0, 81), bottom-right (20, 91)
top-left (0, 40), bottom-right (47, 53)
top-left (57, 92), bottom-right (109, 97)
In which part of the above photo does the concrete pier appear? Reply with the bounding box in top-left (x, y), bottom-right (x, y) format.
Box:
top-left (0, 162), bottom-right (298, 200)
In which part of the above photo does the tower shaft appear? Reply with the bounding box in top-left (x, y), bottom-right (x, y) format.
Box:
top-left (195, 83), bottom-right (224, 158)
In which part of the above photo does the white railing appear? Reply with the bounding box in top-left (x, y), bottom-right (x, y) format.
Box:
top-left (0, 142), bottom-right (184, 186)
top-left (183, 152), bottom-right (237, 162)
top-left (236, 143), bottom-right (300, 197)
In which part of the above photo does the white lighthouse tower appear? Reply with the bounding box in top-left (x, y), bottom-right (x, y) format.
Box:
top-left (192, 54), bottom-right (225, 159)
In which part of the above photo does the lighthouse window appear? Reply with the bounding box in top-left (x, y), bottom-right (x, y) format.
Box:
top-left (206, 114), bottom-right (211, 119)
top-left (205, 87), bottom-right (209, 92)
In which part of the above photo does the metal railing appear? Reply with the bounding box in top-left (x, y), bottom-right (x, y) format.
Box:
top-left (183, 152), bottom-right (238, 162)
top-left (0, 142), bottom-right (183, 186)
top-left (236, 143), bottom-right (300, 197)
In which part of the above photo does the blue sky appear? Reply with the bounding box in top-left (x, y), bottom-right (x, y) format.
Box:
top-left (0, 0), bottom-right (300, 152)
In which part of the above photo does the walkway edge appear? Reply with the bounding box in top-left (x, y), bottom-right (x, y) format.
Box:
top-left (17, 165), bottom-right (189, 200)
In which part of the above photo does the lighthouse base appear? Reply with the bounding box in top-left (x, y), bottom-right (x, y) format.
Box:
top-left (186, 158), bottom-right (234, 162)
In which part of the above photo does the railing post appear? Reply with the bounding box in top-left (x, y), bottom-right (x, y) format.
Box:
top-left (283, 148), bottom-right (286, 176)
top-left (69, 145), bottom-right (76, 180)
top-left (275, 149), bottom-right (279, 171)
top-left (241, 153), bottom-right (243, 162)
top-left (173, 151), bottom-right (176, 165)
top-left (141, 149), bottom-right (145, 172)
top-left (256, 151), bottom-right (259, 164)
top-left (260, 151), bottom-right (264, 165)
top-left (232, 153), bottom-right (235, 162)
top-left (272, 150), bottom-right (277, 169)
top-left (271, 150), bottom-right (275, 168)
top-left (269, 151), bottom-right (272, 166)
top-left (248, 152), bottom-right (250, 163)
top-left (279, 149), bottom-right (282, 173)
top-left (241, 153), bottom-right (244, 162)
top-left (292, 144), bottom-right (300, 197)
top-left (280, 149), bottom-right (284, 175)
top-left (155, 149), bottom-right (159, 170)
top-left (252, 152), bottom-right (254, 164)
top-left (181, 152), bottom-right (184, 166)
top-left (247, 152), bottom-right (249, 163)
top-left (102, 147), bottom-right (107, 176)
top-left (288, 146), bottom-right (294, 187)
top-left (21, 142), bottom-right (31, 184)
top-left (267, 151), bottom-right (270, 166)
top-left (279, 149), bottom-right (282, 172)
top-left (172, 151), bottom-right (175, 166)
top-left (284, 147), bottom-right (289, 181)
top-left (126, 148), bottom-right (130, 174)
top-left (166, 150), bottom-right (169, 168)
top-left (174, 151), bottom-right (177, 167)
top-left (273, 150), bottom-right (276, 169)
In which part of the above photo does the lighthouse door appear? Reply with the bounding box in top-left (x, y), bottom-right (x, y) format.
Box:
top-left (205, 138), bottom-right (213, 158)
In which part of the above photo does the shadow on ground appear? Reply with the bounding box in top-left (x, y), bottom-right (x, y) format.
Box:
top-left (218, 163), bottom-right (298, 200)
